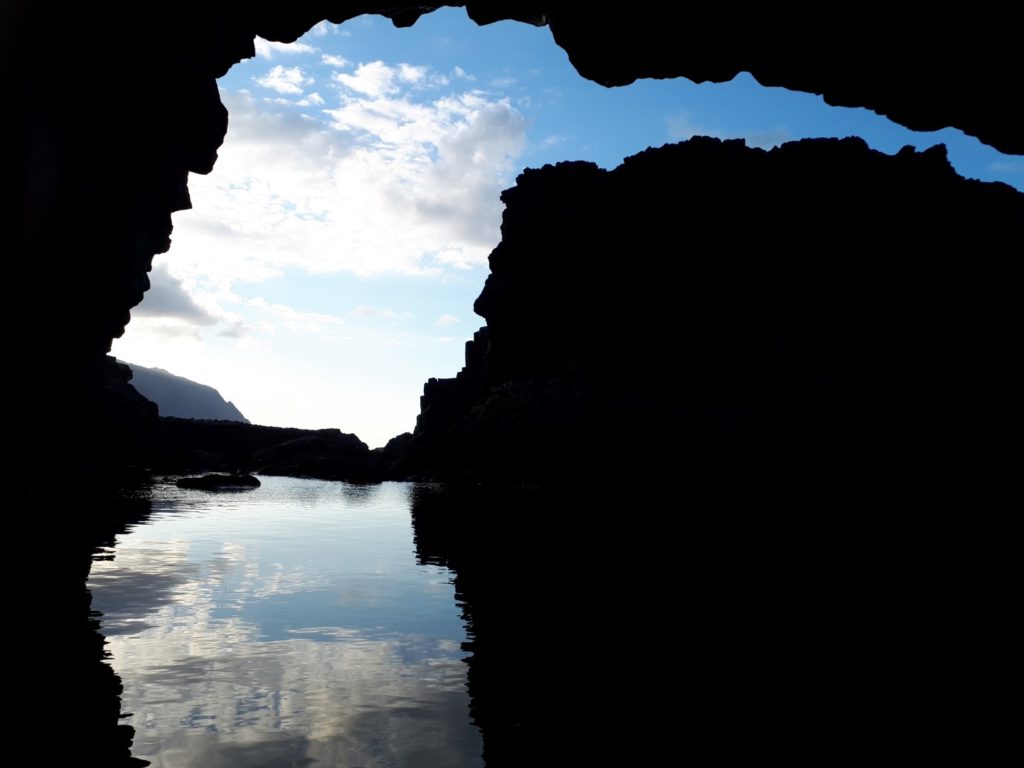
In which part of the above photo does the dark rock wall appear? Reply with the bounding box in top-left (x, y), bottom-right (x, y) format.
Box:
top-left (410, 137), bottom-right (1024, 493)
top-left (13, 481), bottom-right (154, 767)
top-left (536, 6), bottom-right (1023, 155)
top-left (4, 5), bottom-right (1020, 466)
top-left (4, 7), bottom-right (1018, 765)
top-left (159, 417), bottom-right (378, 481)
top-left (410, 466), bottom-right (1015, 765)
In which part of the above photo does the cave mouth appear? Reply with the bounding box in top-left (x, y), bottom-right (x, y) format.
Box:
top-left (112, 9), bottom-right (1023, 450)
top-left (6, 8), bottom-right (1021, 767)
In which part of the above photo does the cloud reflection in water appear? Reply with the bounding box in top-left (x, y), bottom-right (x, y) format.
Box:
top-left (89, 478), bottom-right (481, 768)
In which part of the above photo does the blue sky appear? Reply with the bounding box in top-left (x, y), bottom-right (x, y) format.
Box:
top-left (113, 9), bottom-right (1023, 447)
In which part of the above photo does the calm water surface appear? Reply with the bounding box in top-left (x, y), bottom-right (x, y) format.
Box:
top-left (88, 477), bottom-right (482, 768)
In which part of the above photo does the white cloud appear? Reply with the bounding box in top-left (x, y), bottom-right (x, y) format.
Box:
top-left (163, 68), bottom-right (522, 283)
top-left (254, 37), bottom-right (317, 59)
top-left (321, 54), bottom-right (349, 68)
top-left (264, 92), bottom-right (325, 107)
top-left (255, 65), bottom-right (314, 95)
top-left (125, 316), bottom-right (205, 340)
top-left (217, 321), bottom-right (250, 339)
top-left (333, 60), bottom-right (401, 97)
top-left (247, 297), bottom-right (346, 333)
top-left (435, 314), bottom-right (459, 326)
top-left (432, 248), bottom-right (477, 270)
top-left (490, 76), bottom-right (516, 88)
top-left (131, 62), bottom-right (523, 363)
top-left (324, 86), bottom-right (526, 254)
top-left (332, 60), bottom-right (444, 98)
top-left (398, 63), bottom-right (426, 84)
top-left (90, 487), bottom-right (482, 762)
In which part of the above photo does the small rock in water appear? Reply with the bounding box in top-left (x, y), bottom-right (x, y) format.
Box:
top-left (176, 473), bottom-right (261, 491)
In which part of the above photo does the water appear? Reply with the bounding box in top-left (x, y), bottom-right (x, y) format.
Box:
top-left (88, 476), bottom-right (483, 768)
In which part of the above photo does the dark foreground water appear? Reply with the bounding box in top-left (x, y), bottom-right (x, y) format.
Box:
top-left (88, 477), bottom-right (482, 768)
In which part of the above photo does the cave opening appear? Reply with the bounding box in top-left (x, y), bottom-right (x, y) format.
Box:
top-left (112, 8), bottom-right (1023, 449)
top-left (6, 6), bottom-right (1022, 767)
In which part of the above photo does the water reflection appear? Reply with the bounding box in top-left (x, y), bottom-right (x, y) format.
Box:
top-left (89, 477), bottom-right (482, 768)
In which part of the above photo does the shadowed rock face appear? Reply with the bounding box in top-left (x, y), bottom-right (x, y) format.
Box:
top-left (409, 137), bottom-right (1024, 495)
top-left (12, 482), bottom-right (155, 768)
top-left (159, 418), bottom-right (381, 482)
top-left (3, 4), bottom-right (1019, 450)
top-left (4, 8), bottom-right (1018, 764)
top-left (125, 363), bottom-right (249, 423)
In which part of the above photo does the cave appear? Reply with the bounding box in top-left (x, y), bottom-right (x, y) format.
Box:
top-left (5, 4), bottom-right (1021, 455)
top-left (4, 3), bottom-right (1020, 766)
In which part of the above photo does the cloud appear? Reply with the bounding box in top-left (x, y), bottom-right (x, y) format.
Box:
top-left (247, 297), bottom-right (346, 333)
top-left (321, 54), bottom-right (349, 68)
top-left (398, 63), bottom-right (426, 84)
top-left (254, 38), bottom-right (317, 59)
top-left (435, 314), bottom-right (459, 326)
top-left (217, 321), bottom-right (249, 339)
top-left (134, 263), bottom-right (217, 325)
top-left (333, 60), bottom-right (435, 97)
top-left (265, 92), bottom-right (325, 107)
top-left (89, 485), bottom-right (482, 766)
top-left (255, 65), bottom-right (314, 95)
top-left (166, 65), bottom-right (525, 284)
top-left (324, 85), bottom-right (526, 250)
top-left (125, 317), bottom-right (205, 341)
top-left (333, 60), bottom-right (402, 97)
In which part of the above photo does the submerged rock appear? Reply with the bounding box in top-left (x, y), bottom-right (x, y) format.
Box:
top-left (176, 473), bottom-right (261, 491)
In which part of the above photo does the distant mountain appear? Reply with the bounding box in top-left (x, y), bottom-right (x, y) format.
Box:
top-left (123, 362), bottom-right (249, 423)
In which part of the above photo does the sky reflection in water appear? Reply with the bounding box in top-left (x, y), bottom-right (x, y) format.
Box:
top-left (88, 477), bottom-right (481, 768)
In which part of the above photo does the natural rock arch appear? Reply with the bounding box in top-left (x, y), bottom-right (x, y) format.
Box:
top-left (5, 7), bottom-right (1021, 766)
top-left (4, 4), bottom-right (1020, 404)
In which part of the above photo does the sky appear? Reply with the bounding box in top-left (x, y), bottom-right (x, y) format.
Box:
top-left (112, 9), bottom-right (1024, 448)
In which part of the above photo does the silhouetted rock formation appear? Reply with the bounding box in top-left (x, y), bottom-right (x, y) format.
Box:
top-left (176, 472), bottom-right (260, 490)
top-left (407, 137), bottom-right (1024, 496)
top-left (4, 4), bottom-right (1021, 477)
top-left (534, 7), bottom-right (1023, 155)
top-left (413, 484), bottom-right (753, 766)
top-left (125, 363), bottom-right (249, 423)
top-left (410, 480), bottom-right (1014, 765)
top-left (14, 481), bottom-right (154, 767)
top-left (3, 9), bottom-right (1020, 764)
top-left (160, 417), bottom-right (382, 482)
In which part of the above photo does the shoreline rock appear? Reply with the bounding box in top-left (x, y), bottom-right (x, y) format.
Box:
top-left (176, 473), bottom-right (261, 491)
